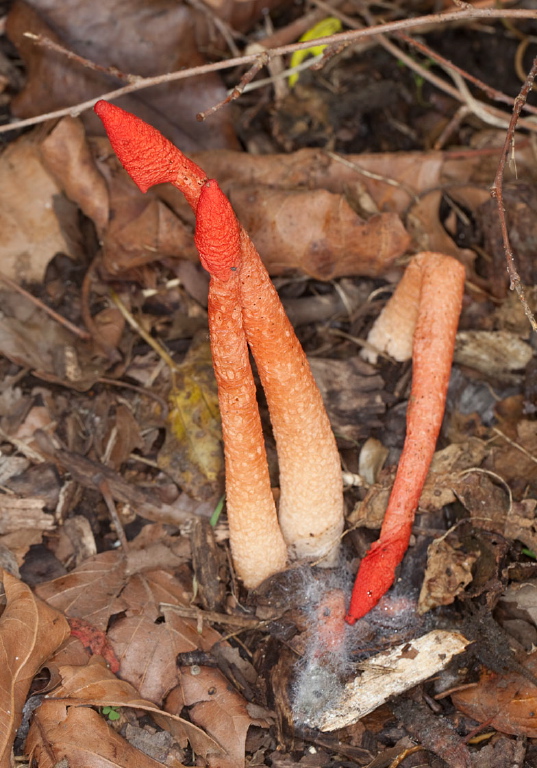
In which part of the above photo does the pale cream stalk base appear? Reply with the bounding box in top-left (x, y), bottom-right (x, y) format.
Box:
top-left (209, 272), bottom-right (288, 588)
top-left (238, 232), bottom-right (344, 564)
top-left (362, 257), bottom-right (423, 364)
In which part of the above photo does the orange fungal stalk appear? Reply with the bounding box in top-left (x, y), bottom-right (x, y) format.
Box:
top-left (195, 180), bottom-right (287, 587)
top-left (95, 101), bottom-right (344, 585)
top-left (345, 252), bottom-right (465, 623)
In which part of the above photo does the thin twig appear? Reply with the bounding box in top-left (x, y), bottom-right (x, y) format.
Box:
top-left (197, 52), bottom-right (269, 120)
top-left (99, 478), bottom-right (130, 552)
top-left (347, 4), bottom-right (537, 133)
top-left (159, 602), bottom-right (268, 628)
top-left (1, 8), bottom-right (536, 134)
top-left (23, 32), bottom-right (137, 82)
top-left (490, 56), bottom-right (537, 333)
top-left (0, 269), bottom-right (91, 340)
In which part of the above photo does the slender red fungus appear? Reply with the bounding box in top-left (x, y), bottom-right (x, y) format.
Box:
top-left (94, 101), bottom-right (206, 208)
top-left (95, 101), bottom-right (344, 580)
top-left (196, 179), bottom-right (343, 570)
top-left (195, 180), bottom-right (287, 587)
top-left (345, 252), bottom-right (465, 623)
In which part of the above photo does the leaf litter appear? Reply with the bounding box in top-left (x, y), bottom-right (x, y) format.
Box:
top-left (0, 0), bottom-right (537, 766)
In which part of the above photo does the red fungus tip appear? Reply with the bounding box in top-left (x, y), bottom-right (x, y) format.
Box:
top-left (93, 100), bottom-right (206, 203)
top-left (345, 530), bottom-right (411, 623)
top-left (194, 180), bottom-right (241, 282)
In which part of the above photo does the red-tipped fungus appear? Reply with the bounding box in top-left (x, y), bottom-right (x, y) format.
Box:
top-left (195, 180), bottom-right (287, 587)
top-left (345, 252), bottom-right (465, 623)
top-left (94, 101), bottom-right (207, 208)
top-left (238, 230), bottom-right (344, 563)
top-left (95, 101), bottom-right (344, 583)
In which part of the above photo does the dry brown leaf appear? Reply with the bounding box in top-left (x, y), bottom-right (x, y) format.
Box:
top-left (42, 654), bottom-right (225, 760)
top-left (196, 142), bottom-right (532, 218)
top-left (108, 603), bottom-right (223, 704)
top-left (120, 569), bottom-right (191, 622)
top-left (108, 615), bottom-right (180, 704)
top-left (418, 535), bottom-right (479, 614)
top-left (451, 650), bottom-right (537, 736)
top-left (228, 185), bottom-right (410, 279)
top-left (0, 570), bottom-right (70, 768)
top-left (174, 665), bottom-right (269, 768)
top-left (41, 116), bottom-right (109, 234)
top-left (0, 136), bottom-right (82, 283)
top-left (35, 550), bottom-right (127, 630)
top-left (6, 0), bottom-right (238, 152)
top-left (48, 658), bottom-right (155, 705)
top-left (26, 702), bottom-right (174, 768)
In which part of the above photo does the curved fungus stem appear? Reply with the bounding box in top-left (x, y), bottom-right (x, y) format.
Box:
top-left (196, 181), bottom-right (287, 587)
top-left (95, 102), bottom-right (344, 584)
top-left (346, 252), bottom-right (465, 623)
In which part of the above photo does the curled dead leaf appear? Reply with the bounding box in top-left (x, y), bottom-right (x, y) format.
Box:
top-left (0, 571), bottom-right (70, 767)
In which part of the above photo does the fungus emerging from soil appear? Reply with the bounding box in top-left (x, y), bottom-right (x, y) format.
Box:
top-left (345, 252), bottom-right (465, 623)
top-left (195, 179), bottom-right (287, 587)
top-left (94, 101), bottom-right (344, 588)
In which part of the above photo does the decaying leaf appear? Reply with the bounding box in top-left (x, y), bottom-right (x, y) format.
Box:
top-left (27, 659), bottom-right (222, 765)
top-left (0, 571), bottom-right (70, 768)
top-left (173, 665), bottom-right (271, 768)
top-left (6, 0), bottom-right (239, 152)
top-left (0, 137), bottom-right (82, 283)
top-left (35, 551), bottom-right (128, 630)
top-left (228, 185), bottom-right (411, 280)
top-left (26, 703), bottom-right (173, 768)
top-left (41, 115), bottom-right (109, 234)
top-left (452, 650), bottom-right (537, 737)
top-left (418, 534), bottom-right (479, 614)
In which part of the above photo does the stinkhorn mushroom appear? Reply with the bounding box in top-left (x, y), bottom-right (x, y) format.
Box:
top-left (194, 179), bottom-right (287, 587)
top-left (94, 101), bottom-right (344, 584)
top-left (345, 252), bottom-right (465, 623)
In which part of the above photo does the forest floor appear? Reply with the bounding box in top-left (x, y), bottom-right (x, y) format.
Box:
top-left (0, 1), bottom-right (537, 766)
